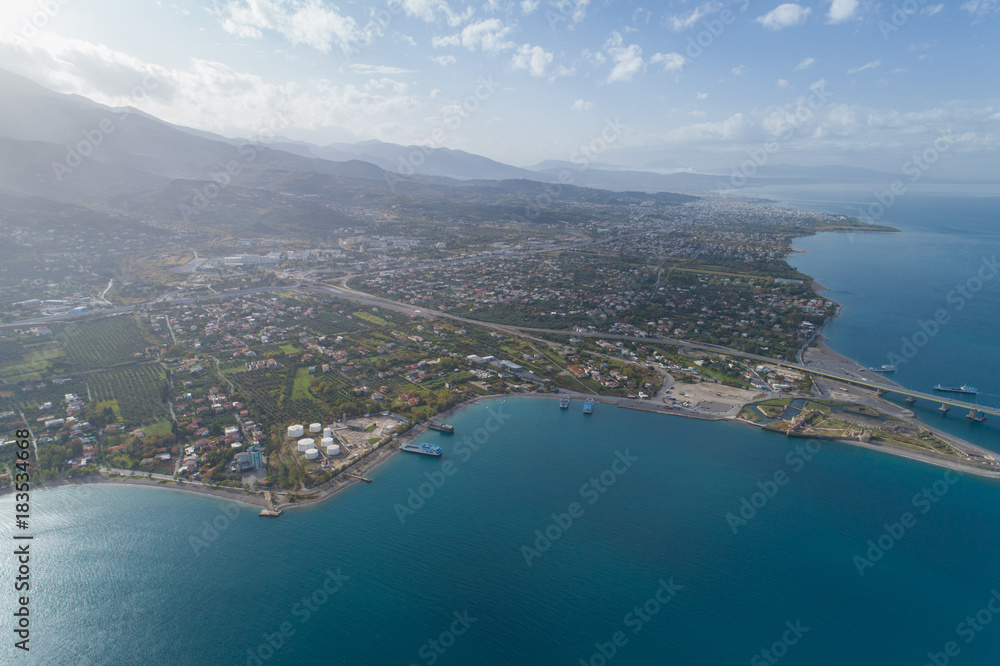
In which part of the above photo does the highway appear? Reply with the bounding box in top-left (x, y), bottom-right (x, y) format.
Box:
top-left (6, 278), bottom-right (996, 419)
top-left (301, 280), bottom-right (1000, 418)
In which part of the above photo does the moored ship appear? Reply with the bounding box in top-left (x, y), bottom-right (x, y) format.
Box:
top-left (869, 364), bottom-right (896, 373)
top-left (583, 398), bottom-right (594, 414)
top-left (933, 384), bottom-right (978, 395)
top-left (560, 396), bottom-right (570, 409)
top-left (401, 443), bottom-right (442, 456)
top-left (427, 423), bottom-right (455, 434)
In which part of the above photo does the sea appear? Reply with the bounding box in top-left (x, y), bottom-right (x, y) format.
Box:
top-left (3, 185), bottom-right (1000, 665)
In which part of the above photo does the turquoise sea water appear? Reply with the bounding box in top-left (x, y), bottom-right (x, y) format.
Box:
top-left (3, 186), bottom-right (1000, 665)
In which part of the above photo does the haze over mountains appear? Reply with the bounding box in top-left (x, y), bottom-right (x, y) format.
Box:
top-left (0, 68), bottom-right (979, 239)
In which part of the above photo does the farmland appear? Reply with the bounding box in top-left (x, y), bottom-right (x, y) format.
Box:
top-left (57, 316), bottom-right (152, 370)
top-left (87, 364), bottom-right (168, 427)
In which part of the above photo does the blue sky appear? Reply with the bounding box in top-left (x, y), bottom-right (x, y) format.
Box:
top-left (1, 0), bottom-right (998, 175)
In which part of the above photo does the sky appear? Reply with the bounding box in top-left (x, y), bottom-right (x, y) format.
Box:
top-left (1, 0), bottom-right (998, 176)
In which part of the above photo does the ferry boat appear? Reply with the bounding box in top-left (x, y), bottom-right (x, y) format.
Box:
top-left (933, 384), bottom-right (978, 395)
top-left (559, 396), bottom-right (570, 409)
top-left (427, 423), bottom-right (455, 434)
top-left (869, 364), bottom-right (896, 373)
top-left (583, 398), bottom-right (594, 414)
top-left (401, 443), bottom-right (442, 456)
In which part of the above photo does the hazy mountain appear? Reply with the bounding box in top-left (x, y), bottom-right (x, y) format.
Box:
top-left (0, 68), bottom-right (700, 236)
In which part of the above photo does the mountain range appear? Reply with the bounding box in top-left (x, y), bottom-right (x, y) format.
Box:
top-left (0, 68), bottom-right (950, 239)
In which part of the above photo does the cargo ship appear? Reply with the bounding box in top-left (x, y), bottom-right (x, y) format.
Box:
top-left (427, 423), bottom-right (455, 434)
top-left (583, 398), bottom-right (594, 414)
top-left (401, 443), bottom-right (442, 456)
top-left (933, 384), bottom-right (978, 395)
top-left (869, 364), bottom-right (896, 373)
top-left (560, 396), bottom-right (570, 409)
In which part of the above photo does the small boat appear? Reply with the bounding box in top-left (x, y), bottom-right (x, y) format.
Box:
top-left (560, 396), bottom-right (570, 409)
top-left (583, 398), bottom-right (594, 414)
top-left (401, 442), bottom-right (442, 456)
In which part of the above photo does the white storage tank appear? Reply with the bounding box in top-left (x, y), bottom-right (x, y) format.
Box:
top-left (297, 438), bottom-right (315, 452)
top-left (287, 424), bottom-right (304, 439)
top-left (326, 444), bottom-right (341, 456)
top-left (309, 423), bottom-right (322, 434)
top-left (323, 427), bottom-right (333, 439)
top-left (321, 436), bottom-right (334, 448)
top-left (304, 448), bottom-right (319, 460)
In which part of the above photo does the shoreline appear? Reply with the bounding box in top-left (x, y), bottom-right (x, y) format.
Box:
top-left (11, 380), bottom-right (999, 511)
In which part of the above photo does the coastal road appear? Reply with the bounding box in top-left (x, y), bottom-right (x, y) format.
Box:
top-left (301, 279), bottom-right (1000, 417)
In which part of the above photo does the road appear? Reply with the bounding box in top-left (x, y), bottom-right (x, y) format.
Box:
top-left (5, 278), bottom-right (996, 418)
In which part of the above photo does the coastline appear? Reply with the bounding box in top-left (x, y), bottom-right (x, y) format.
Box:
top-left (13, 377), bottom-right (999, 511)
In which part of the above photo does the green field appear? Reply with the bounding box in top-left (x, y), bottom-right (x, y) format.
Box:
top-left (57, 316), bottom-right (150, 370)
top-left (87, 364), bottom-right (167, 427)
top-left (354, 311), bottom-right (391, 327)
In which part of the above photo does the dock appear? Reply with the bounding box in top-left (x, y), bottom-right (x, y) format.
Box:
top-left (259, 491), bottom-right (282, 516)
top-left (346, 473), bottom-right (373, 483)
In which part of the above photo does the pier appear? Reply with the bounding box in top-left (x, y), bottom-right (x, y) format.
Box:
top-left (346, 473), bottom-right (373, 483)
top-left (259, 491), bottom-right (282, 516)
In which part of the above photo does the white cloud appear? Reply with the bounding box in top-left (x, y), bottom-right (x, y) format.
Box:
top-left (400, 0), bottom-right (473, 27)
top-left (794, 57), bottom-right (815, 71)
top-left (218, 0), bottom-right (373, 53)
top-left (436, 18), bottom-right (515, 53)
top-left (921, 4), bottom-right (945, 15)
top-left (572, 99), bottom-right (593, 110)
top-left (666, 2), bottom-right (721, 31)
top-left (430, 54), bottom-right (456, 65)
top-left (755, 3), bottom-right (811, 30)
top-left (961, 0), bottom-right (999, 18)
top-left (520, 0), bottom-right (539, 14)
top-left (731, 64), bottom-right (748, 77)
top-left (604, 32), bottom-right (644, 83)
top-left (696, 91), bottom-right (709, 100)
top-left (650, 52), bottom-right (686, 72)
top-left (0, 31), bottom-right (423, 142)
top-left (555, 0), bottom-right (591, 24)
top-left (826, 0), bottom-right (859, 24)
top-left (846, 59), bottom-right (880, 74)
top-left (352, 64), bottom-right (415, 76)
top-left (777, 78), bottom-right (789, 88)
top-left (365, 77), bottom-right (409, 94)
top-left (511, 44), bottom-right (554, 77)
top-left (660, 113), bottom-right (752, 143)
